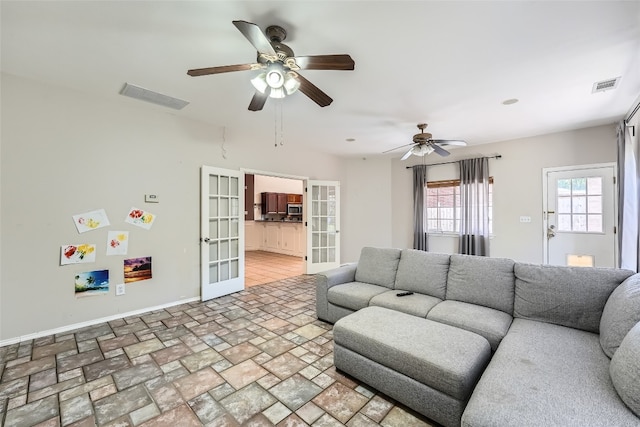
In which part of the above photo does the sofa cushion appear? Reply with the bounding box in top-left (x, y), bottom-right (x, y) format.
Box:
top-left (514, 263), bottom-right (634, 333)
top-left (327, 282), bottom-right (388, 311)
top-left (600, 274), bottom-right (640, 358)
top-left (369, 290), bottom-right (442, 318)
top-left (462, 318), bottom-right (640, 427)
top-left (334, 306), bottom-right (491, 401)
top-left (427, 300), bottom-right (513, 351)
top-left (446, 254), bottom-right (515, 314)
top-left (394, 250), bottom-right (450, 298)
top-left (354, 247), bottom-right (401, 288)
top-left (610, 321), bottom-right (640, 417)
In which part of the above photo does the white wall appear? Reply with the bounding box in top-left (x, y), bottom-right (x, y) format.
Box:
top-left (390, 124), bottom-right (618, 263)
top-left (0, 73), bottom-right (346, 342)
top-left (341, 157), bottom-right (394, 262)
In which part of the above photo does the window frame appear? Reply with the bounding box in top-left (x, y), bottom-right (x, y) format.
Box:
top-left (425, 177), bottom-right (493, 236)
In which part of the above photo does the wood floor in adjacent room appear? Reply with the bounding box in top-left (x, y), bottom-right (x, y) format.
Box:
top-left (245, 250), bottom-right (305, 287)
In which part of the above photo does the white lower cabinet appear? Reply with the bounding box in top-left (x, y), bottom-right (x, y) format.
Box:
top-left (247, 222), bottom-right (303, 257)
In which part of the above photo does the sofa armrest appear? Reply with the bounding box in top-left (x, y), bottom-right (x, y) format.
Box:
top-left (315, 263), bottom-right (357, 322)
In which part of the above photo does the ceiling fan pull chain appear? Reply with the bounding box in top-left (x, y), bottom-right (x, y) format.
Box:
top-left (280, 100), bottom-right (284, 146)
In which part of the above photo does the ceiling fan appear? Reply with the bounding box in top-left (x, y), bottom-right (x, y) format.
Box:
top-left (384, 123), bottom-right (467, 160)
top-left (187, 20), bottom-right (355, 111)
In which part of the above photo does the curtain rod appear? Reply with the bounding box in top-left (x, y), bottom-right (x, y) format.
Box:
top-left (405, 154), bottom-right (502, 169)
top-left (625, 100), bottom-right (640, 123)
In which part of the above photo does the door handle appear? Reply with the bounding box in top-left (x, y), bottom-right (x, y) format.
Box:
top-left (547, 225), bottom-right (556, 239)
top-left (200, 237), bottom-right (210, 243)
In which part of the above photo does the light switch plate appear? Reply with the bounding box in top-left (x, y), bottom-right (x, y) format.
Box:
top-left (116, 283), bottom-right (125, 296)
top-left (145, 194), bottom-right (159, 203)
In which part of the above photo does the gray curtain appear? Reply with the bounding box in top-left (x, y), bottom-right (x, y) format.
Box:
top-left (459, 158), bottom-right (490, 256)
top-left (617, 119), bottom-right (639, 271)
top-left (413, 165), bottom-right (428, 251)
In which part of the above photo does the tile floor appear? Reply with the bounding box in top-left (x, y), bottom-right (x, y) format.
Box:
top-left (0, 275), bottom-right (436, 427)
top-left (245, 251), bottom-right (305, 287)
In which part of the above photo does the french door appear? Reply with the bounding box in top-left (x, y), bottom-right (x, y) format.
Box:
top-left (200, 166), bottom-right (244, 301)
top-left (543, 163), bottom-right (617, 268)
top-left (305, 180), bottom-right (341, 274)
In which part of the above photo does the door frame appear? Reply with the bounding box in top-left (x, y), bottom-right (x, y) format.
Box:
top-left (541, 162), bottom-right (618, 266)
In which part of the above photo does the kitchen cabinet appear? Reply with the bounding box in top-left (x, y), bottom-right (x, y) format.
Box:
top-left (262, 192), bottom-right (297, 215)
top-left (287, 193), bottom-right (303, 203)
top-left (244, 221), bottom-right (262, 250)
top-left (245, 174), bottom-right (254, 220)
top-left (255, 221), bottom-right (304, 257)
top-left (261, 192), bottom-right (278, 214)
top-left (277, 193), bottom-right (288, 214)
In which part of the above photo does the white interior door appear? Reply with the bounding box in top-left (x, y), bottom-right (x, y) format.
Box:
top-left (305, 180), bottom-right (340, 274)
top-left (200, 166), bottom-right (244, 301)
top-left (543, 164), bottom-right (617, 268)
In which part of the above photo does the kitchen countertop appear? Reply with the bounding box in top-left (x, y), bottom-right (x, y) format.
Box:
top-left (252, 219), bottom-right (303, 223)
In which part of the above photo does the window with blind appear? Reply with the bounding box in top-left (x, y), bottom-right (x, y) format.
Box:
top-left (426, 178), bottom-right (493, 234)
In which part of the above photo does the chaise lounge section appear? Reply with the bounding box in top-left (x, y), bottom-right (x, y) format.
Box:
top-left (316, 247), bottom-right (640, 427)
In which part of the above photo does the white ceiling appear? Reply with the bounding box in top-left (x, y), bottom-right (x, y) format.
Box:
top-left (2, 1), bottom-right (639, 158)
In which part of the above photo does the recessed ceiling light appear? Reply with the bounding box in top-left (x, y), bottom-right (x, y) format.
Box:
top-left (502, 98), bottom-right (519, 105)
top-left (346, 138), bottom-right (356, 142)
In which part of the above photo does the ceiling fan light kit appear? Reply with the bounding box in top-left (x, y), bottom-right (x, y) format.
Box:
top-left (187, 20), bottom-right (355, 111)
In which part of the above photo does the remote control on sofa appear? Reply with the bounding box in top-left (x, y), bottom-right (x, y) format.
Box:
top-left (396, 292), bottom-right (414, 297)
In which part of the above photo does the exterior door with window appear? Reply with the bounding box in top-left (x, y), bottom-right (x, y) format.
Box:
top-left (200, 166), bottom-right (244, 301)
top-left (543, 164), bottom-right (617, 268)
top-left (305, 180), bottom-right (340, 274)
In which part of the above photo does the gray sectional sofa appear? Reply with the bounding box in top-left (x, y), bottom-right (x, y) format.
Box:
top-left (315, 247), bottom-right (640, 427)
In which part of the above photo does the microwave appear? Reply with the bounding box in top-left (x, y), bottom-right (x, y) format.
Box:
top-left (287, 204), bottom-right (303, 215)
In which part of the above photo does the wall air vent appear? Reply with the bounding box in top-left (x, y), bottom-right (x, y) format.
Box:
top-left (592, 77), bottom-right (621, 94)
top-left (120, 83), bottom-right (189, 110)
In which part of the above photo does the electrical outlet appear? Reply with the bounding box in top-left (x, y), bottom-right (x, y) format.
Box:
top-left (519, 216), bottom-right (532, 223)
top-left (115, 283), bottom-right (125, 296)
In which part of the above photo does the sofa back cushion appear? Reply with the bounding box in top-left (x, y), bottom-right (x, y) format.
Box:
top-left (394, 250), bottom-right (450, 298)
top-left (610, 321), bottom-right (640, 417)
top-left (354, 247), bottom-right (402, 288)
top-left (600, 273), bottom-right (640, 358)
top-left (514, 263), bottom-right (634, 333)
top-left (446, 254), bottom-right (515, 314)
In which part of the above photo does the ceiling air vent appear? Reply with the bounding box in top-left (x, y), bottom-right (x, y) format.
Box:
top-left (120, 83), bottom-right (189, 110)
top-left (592, 77), bottom-right (621, 94)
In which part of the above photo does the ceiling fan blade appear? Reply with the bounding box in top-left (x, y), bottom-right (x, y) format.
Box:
top-left (291, 72), bottom-right (333, 107)
top-left (432, 143), bottom-right (451, 157)
top-left (382, 142), bottom-right (414, 154)
top-left (432, 139), bottom-right (467, 147)
top-left (401, 147), bottom-right (414, 161)
top-left (232, 20), bottom-right (277, 55)
top-left (248, 88), bottom-right (270, 111)
top-left (187, 63), bottom-right (261, 77)
top-left (292, 54), bottom-right (355, 70)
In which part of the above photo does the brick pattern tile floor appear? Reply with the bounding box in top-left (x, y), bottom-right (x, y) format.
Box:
top-left (0, 275), bottom-right (436, 427)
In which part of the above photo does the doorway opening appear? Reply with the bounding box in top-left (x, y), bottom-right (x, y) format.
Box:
top-left (243, 171), bottom-right (306, 287)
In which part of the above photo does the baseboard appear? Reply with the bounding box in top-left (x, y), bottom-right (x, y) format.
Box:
top-left (0, 296), bottom-right (201, 348)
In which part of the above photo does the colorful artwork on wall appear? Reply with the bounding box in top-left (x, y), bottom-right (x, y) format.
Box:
top-left (124, 256), bottom-right (152, 283)
top-left (125, 207), bottom-right (156, 230)
top-left (61, 244), bottom-right (97, 265)
top-left (75, 269), bottom-right (109, 297)
top-left (73, 209), bottom-right (110, 233)
top-left (106, 231), bottom-right (129, 256)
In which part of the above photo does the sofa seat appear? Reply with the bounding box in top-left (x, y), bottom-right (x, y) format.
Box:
top-left (427, 300), bottom-right (513, 351)
top-left (369, 290), bottom-right (442, 317)
top-left (334, 306), bottom-right (491, 427)
top-left (462, 319), bottom-right (640, 427)
top-left (327, 281), bottom-right (388, 311)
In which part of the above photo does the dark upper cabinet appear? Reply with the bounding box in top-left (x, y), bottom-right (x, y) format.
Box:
top-left (245, 174), bottom-right (254, 220)
top-left (277, 193), bottom-right (288, 214)
top-left (261, 192), bottom-right (278, 214)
